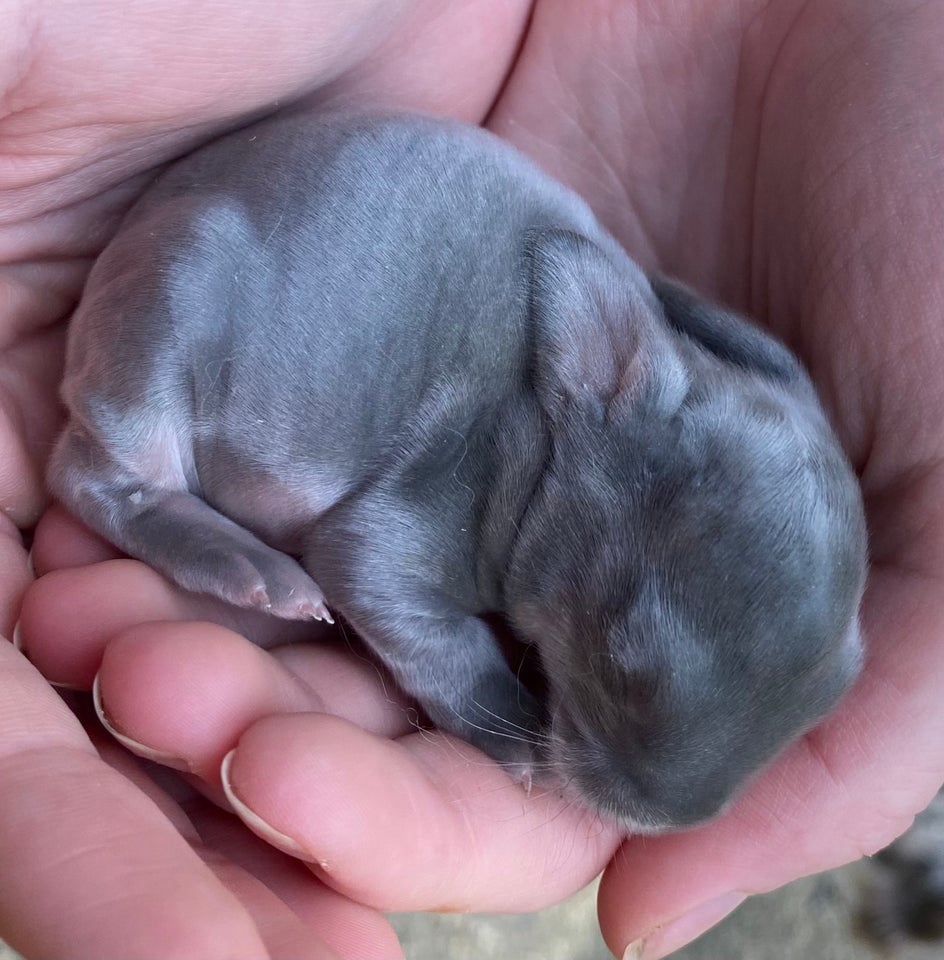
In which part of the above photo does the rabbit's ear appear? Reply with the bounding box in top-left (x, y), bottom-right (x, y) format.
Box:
top-left (651, 276), bottom-right (801, 383)
top-left (529, 228), bottom-right (654, 420)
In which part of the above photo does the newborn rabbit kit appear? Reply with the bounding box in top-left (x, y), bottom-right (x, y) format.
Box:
top-left (50, 108), bottom-right (867, 833)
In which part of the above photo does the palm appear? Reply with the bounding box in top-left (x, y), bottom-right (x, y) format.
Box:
top-left (2, 1), bottom-right (943, 957)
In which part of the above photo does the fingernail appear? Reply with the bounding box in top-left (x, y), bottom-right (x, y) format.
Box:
top-left (12, 620), bottom-right (25, 653)
top-left (92, 673), bottom-right (192, 771)
top-left (623, 892), bottom-right (747, 959)
top-left (48, 677), bottom-right (88, 691)
top-left (220, 749), bottom-right (327, 866)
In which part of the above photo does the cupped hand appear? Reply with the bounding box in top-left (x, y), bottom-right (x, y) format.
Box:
top-left (2, 3), bottom-right (615, 958)
top-left (5, 1), bottom-right (944, 959)
top-left (487, 1), bottom-right (944, 956)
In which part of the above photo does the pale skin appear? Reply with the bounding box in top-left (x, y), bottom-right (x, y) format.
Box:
top-left (1, 1), bottom-right (943, 958)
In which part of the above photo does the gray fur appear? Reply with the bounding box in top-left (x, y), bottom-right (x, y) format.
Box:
top-left (49, 109), bottom-right (867, 832)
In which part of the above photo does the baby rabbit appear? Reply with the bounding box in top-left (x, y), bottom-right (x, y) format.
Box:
top-left (49, 109), bottom-right (867, 832)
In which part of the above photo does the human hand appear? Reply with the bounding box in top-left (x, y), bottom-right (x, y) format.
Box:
top-left (2, 3), bottom-right (618, 958)
top-left (5, 1), bottom-right (944, 958)
top-left (485, 1), bottom-right (944, 955)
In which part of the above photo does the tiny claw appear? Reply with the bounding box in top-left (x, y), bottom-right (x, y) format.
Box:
top-left (503, 760), bottom-right (535, 795)
top-left (315, 603), bottom-right (335, 625)
top-left (522, 768), bottom-right (533, 797)
top-left (249, 585), bottom-right (271, 609)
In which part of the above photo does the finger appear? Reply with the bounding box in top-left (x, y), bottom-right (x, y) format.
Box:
top-left (93, 620), bottom-right (411, 781)
top-left (597, 566), bottom-right (944, 959)
top-left (0, 328), bottom-right (65, 529)
top-left (220, 712), bottom-right (623, 913)
top-left (0, 642), bottom-right (271, 959)
top-left (31, 502), bottom-right (123, 574)
top-left (91, 722), bottom-right (209, 841)
top-left (201, 858), bottom-right (343, 960)
top-left (17, 558), bottom-right (325, 685)
top-left (0, 513), bottom-right (31, 640)
top-left (192, 803), bottom-right (404, 960)
top-left (93, 736), bottom-right (353, 960)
